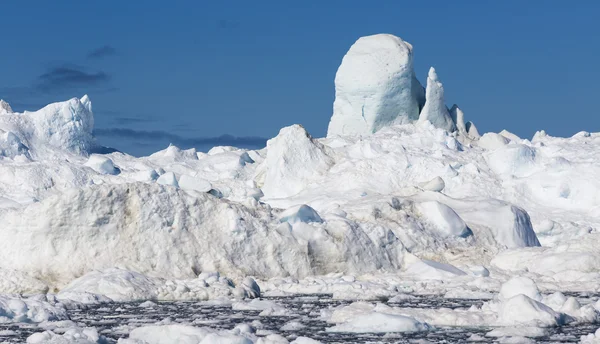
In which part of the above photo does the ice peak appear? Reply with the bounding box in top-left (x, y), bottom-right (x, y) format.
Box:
top-left (428, 67), bottom-right (439, 82)
top-left (0, 100), bottom-right (13, 114)
top-left (80, 94), bottom-right (92, 113)
top-left (262, 124), bottom-right (333, 198)
top-left (0, 96), bottom-right (95, 157)
top-left (418, 67), bottom-right (456, 132)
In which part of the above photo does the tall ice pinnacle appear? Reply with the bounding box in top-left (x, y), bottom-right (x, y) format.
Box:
top-left (418, 67), bottom-right (456, 132)
top-left (327, 34), bottom-right (424, 137)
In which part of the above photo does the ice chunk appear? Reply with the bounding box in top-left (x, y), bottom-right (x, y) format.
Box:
top-left (327, 34), bottom-right (422, 136)
top-left (240, 277), bottom-right (261, 298)
top-left (27, 327), bottom-right (105, 344)
top-left (84, 155), bottom-right (118, 175)
top-left (498, 294), bottom-right (565, 327)
top-left (80, 94), bottom-right (92, 113)
top-left (127, 324), bottom-right (252, 344)
top-left (449, 105), bottom-right (467, 134)
top-left (156, 171), bottom-right (178, 187)
top-left (58, 268), bottom-right (159, 302)
top-left (418, 67), bottom-right (456, 132)
top-left (418, 176), bottom-right (445, 192)
top-left (232, 299), bottom-right (291, 316)
top-left (0, 295), bottom-right (68, 323)
top-left (291, 338), bottom-right (321, 344)
top-left (485, 144), bottom-right (537, 177)
top-left (278, 205), bottom-right (323, 224)
top-left (543, 292), bottom-right (568, 311)
top-left (179, 175), bottom-right (212, 193)
top-left (280, 321), bottom-right (306, 331)
top-left (486, 327), bottom-right (548, 339)
top-left (477, 132), bottom-right (510, 150)
top-left (415, 201), bottom-right (470, 237)
top-left (581, 328), bottom-right (600, 344)
top-left (560, 296), bottom-right (581, 315)
top-left (461, 202), bottom-right (540, 248)
top-left (499, 276), bottom-right (542, 302)
top-left (139, 300), bottom-right (157, 308)
top-left (327, 311), bottom-right (430, 333)
top-left (132, 169), bottom-right (159, 182)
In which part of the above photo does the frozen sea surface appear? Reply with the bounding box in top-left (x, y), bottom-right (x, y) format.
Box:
top-left (1, 294), bottom-right (598, 343)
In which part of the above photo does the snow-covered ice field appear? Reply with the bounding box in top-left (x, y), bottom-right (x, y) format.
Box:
top-left (1, 34), bottom-right (600, 343)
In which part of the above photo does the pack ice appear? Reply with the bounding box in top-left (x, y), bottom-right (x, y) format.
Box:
top-left (1, 33), bottom-right (600, 342)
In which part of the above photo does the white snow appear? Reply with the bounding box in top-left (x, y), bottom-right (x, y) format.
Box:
top-left (418, 176), bottom-right (445, 192)
top-left (414, 200), bottom-right (470, 237)
top-left (498, 276), bottom-right (542, 302)
top-left (178, 174), bottom-right (212, 192)
top-left (261, 125), bottom-right (332, 199)
top-left (498, 294), bottom-right (565, 327)
top-left (477, 132), bottom-right (510, 150)
top-left (85, 154), bottom-right (118, 175)
top-left (0, 268), bottom-right (48, 294)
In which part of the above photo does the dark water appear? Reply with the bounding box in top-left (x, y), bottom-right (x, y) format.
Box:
top-left (0, 294), bottom-right (597, 343)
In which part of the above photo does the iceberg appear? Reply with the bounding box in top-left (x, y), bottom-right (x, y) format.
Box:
top-left (0, 32), bottom-right (598, 341)
top-left (327, 34), bottom-right (423, 137)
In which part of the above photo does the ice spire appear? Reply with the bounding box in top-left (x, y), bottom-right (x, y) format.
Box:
top-left (418, 67), bottom-right (456, 132)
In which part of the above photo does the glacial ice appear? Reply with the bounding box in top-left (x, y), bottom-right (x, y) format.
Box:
top-left (418, 67), bottom-right (456, 132)
top-left (327, 34), bottom-right (423, 136)
top-left (0, 32), bottom-right (599, 342)
top-left (0, 97), bottom-right (94, 157)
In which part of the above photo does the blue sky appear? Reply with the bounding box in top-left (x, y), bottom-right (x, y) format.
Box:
top-left (1, 1), bottom-right (599, 156)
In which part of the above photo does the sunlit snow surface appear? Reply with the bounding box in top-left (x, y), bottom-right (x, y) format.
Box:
top-left (2, 294), bottom-right (598, 343)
